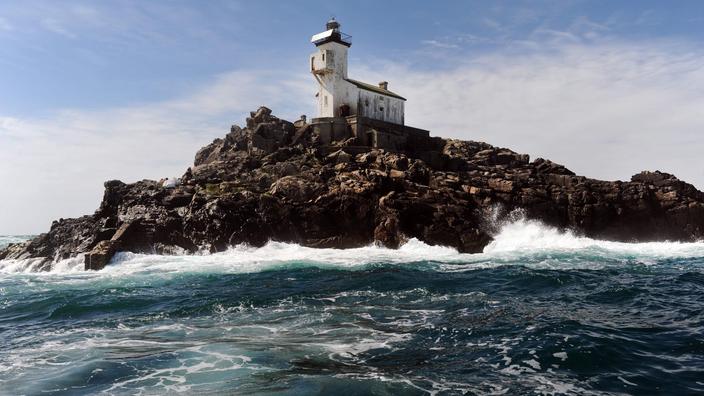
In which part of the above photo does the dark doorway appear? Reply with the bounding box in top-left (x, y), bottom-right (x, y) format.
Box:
top-left (339, 104), bottom-right (351, 117)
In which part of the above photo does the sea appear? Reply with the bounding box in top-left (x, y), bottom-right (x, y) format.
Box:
top-left (1, 217), bottom-right (703, 395)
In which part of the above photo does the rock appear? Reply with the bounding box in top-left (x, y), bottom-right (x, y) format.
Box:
top-left (194, 139), bottom-right (224, 166)
top-left (532, 158), bottom-right (575, 175)
top-left (163, 189), bottom-right (194, 208)
top-left (631, 170), bottom-right (671, 184)
top-left (326, 150), bottom-right (352, 164)
top-left (488, 178), bottom-right (514, 193)
top-left (269, 176), bottom-right (321, 202)
top-left (389, 169), bottom-right (406, 179)
top-left (84, 240), bottom-right (119, 270)
top-left (4, 106), bottom-right (704, 271)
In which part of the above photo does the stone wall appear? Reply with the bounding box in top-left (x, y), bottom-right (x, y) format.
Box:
top-left (309, 115), bottom-right (433, 154)
top-left (310, 117), bottom-right (352, 145)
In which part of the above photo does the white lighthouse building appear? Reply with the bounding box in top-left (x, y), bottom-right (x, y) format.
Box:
top-left (310, 18), bottom-right (406, 125)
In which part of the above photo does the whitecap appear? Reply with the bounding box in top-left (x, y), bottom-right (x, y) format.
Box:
top-left (2, 213), bottom-right (703, 280)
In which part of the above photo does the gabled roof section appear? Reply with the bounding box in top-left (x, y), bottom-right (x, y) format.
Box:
top-left (311, 29), bottom-right (334, 43)
top-left (345, 78), bottom-right (407, 101)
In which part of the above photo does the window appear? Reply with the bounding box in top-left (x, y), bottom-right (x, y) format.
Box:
top-left (310, 56), bottom-right (314, 71)
top-left (324, 96), bottom-right (328, 106)
top-left (322, 53), bottom-right (325, 61)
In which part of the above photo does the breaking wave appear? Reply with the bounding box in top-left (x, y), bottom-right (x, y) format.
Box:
top-left (2, 216), bottom-right (703, 277)
top-left (484, 216), bottom-right (704, 258)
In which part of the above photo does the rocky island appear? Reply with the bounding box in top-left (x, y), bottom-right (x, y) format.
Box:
top-left (2, 106), bottom-right (703, 271)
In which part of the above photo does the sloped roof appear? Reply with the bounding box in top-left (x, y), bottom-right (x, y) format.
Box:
top-left (345, 78), bottom-right (406, 101)
top-left (311, 29), bottom-right (335, 43)
top-left (311, 29), bottom-right (352, 47)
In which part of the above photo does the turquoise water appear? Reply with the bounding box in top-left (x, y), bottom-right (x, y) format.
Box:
top-left (0, 235), bottom-right (33, 249)
top-left (1, 219), bottom-right (704, 395)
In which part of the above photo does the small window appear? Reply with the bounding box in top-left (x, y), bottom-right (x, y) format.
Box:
top-left (324, 96), bottom-right (328, 106)
top-left (310, 56), bottom-right (314, 71)
top-left (380, 106), bottom-right (384, 112)
top-left (365, 99), bottom-right (369, 107)
top-left (322, 53), bottom-right (325, 61)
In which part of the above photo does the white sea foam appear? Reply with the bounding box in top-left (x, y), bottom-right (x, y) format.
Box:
top-left (1, 216), bottom-right (703, 277)
top-left (0, 238), bottom-right (469, 277)
top-left (552, 352), bottom-right (568, 361)
top-left (484, 216), bottom-right (704, 258)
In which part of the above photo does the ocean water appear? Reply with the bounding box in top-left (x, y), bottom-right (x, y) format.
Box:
top-left (1, 219), bottom-right (704, 395)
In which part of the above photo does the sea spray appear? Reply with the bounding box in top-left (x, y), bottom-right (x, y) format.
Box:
top-left (485, 214), bottom-right (704, 258)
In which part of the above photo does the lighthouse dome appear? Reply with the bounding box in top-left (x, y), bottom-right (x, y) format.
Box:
top-left (326, 17), bottom-right (340, 31)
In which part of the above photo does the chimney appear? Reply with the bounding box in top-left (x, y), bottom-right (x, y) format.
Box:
top-left (378, 81), bottom-right (388, 90)
top-left (300, 115), bottom-right (307, 123)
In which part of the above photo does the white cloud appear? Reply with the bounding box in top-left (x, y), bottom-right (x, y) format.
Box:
top-left (532, 28), bottom-right (581, 43)
top-left (421, 39), bottom-right (459, 49)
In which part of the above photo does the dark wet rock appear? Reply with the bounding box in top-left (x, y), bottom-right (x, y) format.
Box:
top-left (85, 240), bottom-right (119, 271)
top-left (4, 106), bottom-right (704, 270)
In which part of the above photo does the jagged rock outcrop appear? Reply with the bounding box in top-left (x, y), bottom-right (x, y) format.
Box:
top-left (2, 106), bottom-right (704, 270)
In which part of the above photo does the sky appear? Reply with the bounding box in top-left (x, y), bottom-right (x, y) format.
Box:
top-left (1, 0), bottom-right (704, 234)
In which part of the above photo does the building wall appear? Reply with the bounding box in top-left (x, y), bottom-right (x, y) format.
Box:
top-left (310, 117), bottom-right (351, 145)
top-left (311, 41), bottom-right (352, 118)
top-left (311, 41), bottom-right (404, 125)
top-left (357, 90), bottom-right (404, 125)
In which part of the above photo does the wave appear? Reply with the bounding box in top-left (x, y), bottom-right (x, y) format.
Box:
top-left (1, 217), bottom-right (703, 277)
top-left (484, 216), bottom-right (704, 258)
top-left (0, 239), bottom-right (465, 276)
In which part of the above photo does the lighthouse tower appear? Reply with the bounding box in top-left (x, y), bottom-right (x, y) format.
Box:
top-left (310, 18), bottom-right (353, 118)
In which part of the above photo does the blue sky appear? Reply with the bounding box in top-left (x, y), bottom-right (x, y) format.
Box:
top-left (4, 1), bottom-right (702, 116)
top-left (1, 0), bottom-right (704, 234)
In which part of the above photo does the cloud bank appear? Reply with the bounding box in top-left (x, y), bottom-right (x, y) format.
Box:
top-left (2, 40), bottom-right (703, 234)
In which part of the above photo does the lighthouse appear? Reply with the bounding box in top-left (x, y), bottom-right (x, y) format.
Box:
top-left (310, 18), bottom-right (406, 125)
top-left (307, 18), bottom-right (428, 152)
